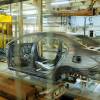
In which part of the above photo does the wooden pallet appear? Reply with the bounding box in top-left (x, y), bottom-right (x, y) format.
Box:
top-left (0, 96), bottom-right (7, 100)
top-left (0, 74), bottom-right (36, 100)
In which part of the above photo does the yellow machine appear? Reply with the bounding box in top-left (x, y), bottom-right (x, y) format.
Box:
top-left (0, 14), bottom-right (12, 48)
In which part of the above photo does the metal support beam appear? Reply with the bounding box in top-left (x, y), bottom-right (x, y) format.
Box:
top-left (37, 0), bottom-right (43, 32)
top-left (84, 17), bottom-right (87, 37)
top-left (14, 3), bottom-right (18, 39)
top-left (32, 0), bottom-right (43, 31)
top-left (18, 1), bottom-right (23, 37)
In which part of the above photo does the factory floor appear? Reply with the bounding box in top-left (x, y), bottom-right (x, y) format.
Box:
top-left (0, 62), bottom-right (36, 100)
top-left (0, 62), bottom-right (97, 100)
top-left (0, 62), bottom-right (13, 75)
top-left (0, 62), bottom-right (31, 79)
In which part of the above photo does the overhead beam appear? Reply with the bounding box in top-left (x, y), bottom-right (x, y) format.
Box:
top-left (51, 0), bottom-right (98, 16)
top-left (53, 9), bottom-right (94, 16)
top-left (89, 0), bottom-right (97, 9)
top-left (0, 0), bottom-right (28, 5)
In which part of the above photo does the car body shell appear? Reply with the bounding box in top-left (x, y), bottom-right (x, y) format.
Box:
top-left (6, 32), bottom-right (100, 83)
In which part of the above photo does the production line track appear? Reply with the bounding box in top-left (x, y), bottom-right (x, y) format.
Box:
top-left (0, 73), bottom-right (67, 100)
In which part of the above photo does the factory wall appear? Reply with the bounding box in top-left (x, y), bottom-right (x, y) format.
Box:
top-left (71, 16), bottom-right (100, 36)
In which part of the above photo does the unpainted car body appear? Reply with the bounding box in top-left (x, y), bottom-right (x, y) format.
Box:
top-left (7, 32), bottom-right (100, 84)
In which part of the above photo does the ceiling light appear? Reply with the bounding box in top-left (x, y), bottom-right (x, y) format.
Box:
top-left (51, 1), bottom-right (71, 6)
top-left (51, 0), bottom-right (88, 6)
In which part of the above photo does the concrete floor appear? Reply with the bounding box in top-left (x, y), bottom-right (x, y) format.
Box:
top-left (0, 62), bottom-right (100, 100)
top-left (0, 62), bottom-right (15, 76)
top-left (0, 62), bottom-right (9, 73)
top-left (0, 62), bottom-right (31, 80)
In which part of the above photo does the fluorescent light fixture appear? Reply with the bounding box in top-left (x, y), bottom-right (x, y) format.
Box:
top-left (51, 1), bottom-right (71, 6)
top-left (23, 10), bottom-right (37, 15)
top-left (51, 0), bottom-right (87, 6)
